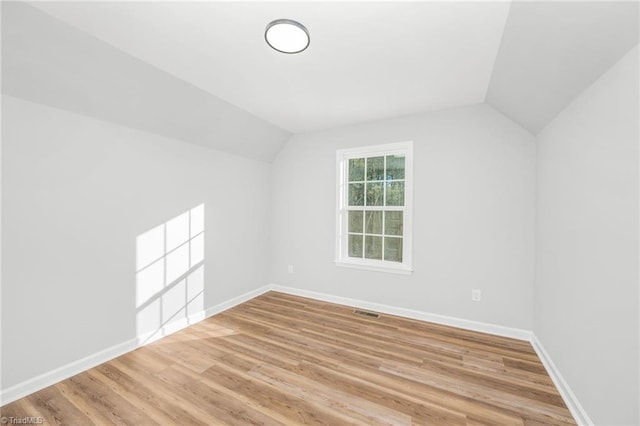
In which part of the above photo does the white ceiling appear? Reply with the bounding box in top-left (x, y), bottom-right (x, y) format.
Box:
top-left (3, 2), bottom-right (291, 162)
top-left (486, 1), bottom-right (639, 134)
top-left (19, 1), bottom-right (640, 136)
top-left (29, 1), bottom-right (510, 134)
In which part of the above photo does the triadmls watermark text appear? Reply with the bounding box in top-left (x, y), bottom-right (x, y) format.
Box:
top-left (1, 417), bottom-right (44, 424)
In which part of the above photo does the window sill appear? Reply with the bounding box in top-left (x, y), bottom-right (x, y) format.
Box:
top-left (335, 260), bottom-right (413, 275)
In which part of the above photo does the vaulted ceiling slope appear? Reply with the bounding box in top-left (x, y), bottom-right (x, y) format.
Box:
top-left (2, 2), bottom-right (290, 162)
top-left (486, 1), bottom-right (639, 134)
top-left (26, 1), bottom-right (510, 134)
top-left (5, 1), bottom-right (639, 152)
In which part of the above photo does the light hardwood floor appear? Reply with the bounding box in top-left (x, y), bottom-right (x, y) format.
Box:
top-left (1, 291), bottom-right (575, 425)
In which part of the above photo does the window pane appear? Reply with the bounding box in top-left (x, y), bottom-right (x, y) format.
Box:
top-left (364, 236), bottom-right (382, 260)
top-left (348, 183), bottom-right (364, 206)
top-left (348, 234), bottom-right (363, 258)
top-left (349, 158), bottom-right (365, 182)
top-left (384, 237), bottom-right (403, 262)
top-left (348, 211), bottom-right (364, 233)
top-left (366, 182), bottom-right (384, 206)
top-left (366, 156), bottom-right (385, 181)
top-left (385, 211), bottom-right (403, 236)
top-left (365, 211), bottom-right (382, 234)
top-left (386, 181), bottom-right (405, 206)
top-left (386, 155), bottom-right (405, 180)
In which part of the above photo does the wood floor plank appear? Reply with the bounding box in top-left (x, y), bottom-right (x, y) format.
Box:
top-left (262, 292), bottom-right (535, 353)
top-left (91, 363), bottom-right (201, 425)
top-left (153, 364), bottom-right (285, 426)
top-left (25, 385), bottom-right (91, 426)
top-left (249, 363), bottom-right (413, 426)
top-left (1, 291), bottom-right (575, 425)
top-left (53, 378), bottom-right (129, 425)
top-left (281, 360), bottom-right (469, 425)
top-left (295, 347), bottom-right (528, 426)
top-left (109, 357), bottom-right (216, 425)
top-left (200, 359), bottom-right (357, 425)
top-left (380, 360), bottom-right (574, 424)
top-left (0, 399), bottom-right (56, 426)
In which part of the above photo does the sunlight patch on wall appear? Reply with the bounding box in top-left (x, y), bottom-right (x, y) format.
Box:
top-left (135, 204), bottom-right (205, 343)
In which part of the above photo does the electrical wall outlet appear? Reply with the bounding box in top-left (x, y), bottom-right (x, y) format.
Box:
top-left (287, 265), bottom-right (294, 274)
top-left (471, 289), bottom-right (482, 302)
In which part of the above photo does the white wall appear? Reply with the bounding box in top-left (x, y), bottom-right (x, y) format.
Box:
top-left (270, 104), bottom-right (536, 330)
top-left (2, 2), bottom-right (290, 163)
top-left (1, 95), bottom-right (272, 390)
top-left (535, 45), bottom-right (639, 426)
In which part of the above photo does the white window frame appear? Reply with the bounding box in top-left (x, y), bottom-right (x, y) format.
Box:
top-left (335, 141), bottom-right (413, 275)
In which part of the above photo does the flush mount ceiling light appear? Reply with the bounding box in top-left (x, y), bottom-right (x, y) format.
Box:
top-left (265, 19), bottom-right (310, 54)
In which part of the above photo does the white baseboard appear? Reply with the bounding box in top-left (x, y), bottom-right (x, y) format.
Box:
top-left (0, 337), bottom-right (139, 407)
top-left (270, 284), bottom-right (594, 424)
top-left (0, 284), bottom-right (272, 406)
top-left (203, 285), bottom-right (271, 319)
top-left (1, 282), bottom-right (590, 426)
top-left (269, 284), bottom-right (532, 341)
top-left (530, 334), bottom-right (593, 426)
top-left (136, 285), bottom-right (272, 347)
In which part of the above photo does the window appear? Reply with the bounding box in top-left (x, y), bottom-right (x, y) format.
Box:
top-left (335, 141), bottom-right (413, 274)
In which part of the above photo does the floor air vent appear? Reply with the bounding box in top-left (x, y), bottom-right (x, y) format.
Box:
top-left (353, 309), bottom-right (380, 318)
